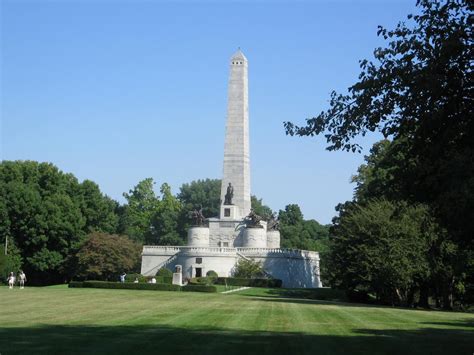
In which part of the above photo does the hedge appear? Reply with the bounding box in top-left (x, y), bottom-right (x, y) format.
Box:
top-left (182, 285), bottom-right (217, 293)
top-left (81, 281), bottom-right (181, 291)
top-left (125, 273), bottom-right (147, 283)
top-left (188, 277), bottom-right (217, 286)
top-left (215, 277), bottom-right (282, 288)
top-left (68, 281), bottom-right (84, 288)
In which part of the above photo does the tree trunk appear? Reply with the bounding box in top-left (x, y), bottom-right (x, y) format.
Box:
top-left (418, 283), bottom-right (430, 308)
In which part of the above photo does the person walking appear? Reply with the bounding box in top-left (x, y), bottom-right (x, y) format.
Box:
top-left (19, 270), bottom-right (26, 289)
top-left (7, 272), bottom-right (15, 289)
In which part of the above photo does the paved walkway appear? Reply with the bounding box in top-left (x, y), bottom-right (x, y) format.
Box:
top-left (221, 286), bottom-right (251, 294)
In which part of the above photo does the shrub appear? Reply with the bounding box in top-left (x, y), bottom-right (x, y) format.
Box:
top-left (68, 281), bottom-right (84, 288)
top-left (125, 273), bottom-right (147, 283)
top-left (156, 268), bottom-right (173, 278)
top-left (206, 270), bottom-right (218, 277)
top-left (189, 277), bottom-right (216, 286)
top-left (163, 276), bottom-right (173, 284)
top-left (82, 281), bottom-right (180, 291)
top-left (233, 259), bottom-right (265, 278)
top-left (215, 277), bottom-right (282, 288)
top-left (182, 285), bottom-right (217, 293)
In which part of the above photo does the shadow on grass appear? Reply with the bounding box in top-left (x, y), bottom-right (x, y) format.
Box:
top-left (0, 320), bottom-right (472, 355)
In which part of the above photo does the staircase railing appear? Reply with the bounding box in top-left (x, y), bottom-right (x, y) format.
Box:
top-left (143, 253), bottom-right (179, 276)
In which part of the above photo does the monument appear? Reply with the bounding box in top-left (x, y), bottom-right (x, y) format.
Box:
top-left (141, 50), bottom-right (322, 288)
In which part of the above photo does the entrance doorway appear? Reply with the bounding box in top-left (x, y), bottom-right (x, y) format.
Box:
top-left (195, 268), bottom-right (202, 277)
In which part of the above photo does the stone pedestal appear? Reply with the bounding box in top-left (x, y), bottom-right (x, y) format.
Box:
top-left (243, 227), bottom-right (267, 248)
top-left (266, 230), bottom-right (280, 248)
top-left (172, 273), bottom-right (182, 286)
top-left (187, 226), bottom-right (210, 247)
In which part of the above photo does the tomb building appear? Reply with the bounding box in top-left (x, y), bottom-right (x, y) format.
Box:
top-left (141, 50), bottom-right (322, 288)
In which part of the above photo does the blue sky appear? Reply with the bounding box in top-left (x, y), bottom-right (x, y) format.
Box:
top-left (1, 0), bottom-right (417, 224)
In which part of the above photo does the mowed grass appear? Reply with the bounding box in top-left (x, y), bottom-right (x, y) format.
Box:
top-left (0, 286), bottom-right (472, 355)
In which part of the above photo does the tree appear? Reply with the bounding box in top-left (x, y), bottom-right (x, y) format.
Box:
top-left (119, 178), bottom-right (160, 244)
top-left (233, 258), bottom-right (264, 278)
top-left (251, 196), bottom-right (273, 220)
top-left (285, 0), bottom-right (473, 308)
top-left (73, 232), bottom-right (141, 281)
top-left (284, 0), bottom-right (473, 240)
top-left (177, 179), bottom-right (221, 218)
top-left (80, 180), bottom-right (119, 234)
top-left (327, 199), bottom-right (436, 306)
top-left (278, 204), bottom-right (330, 252)
top-left (0, 161), bottom-right (122, 284)
top-left (149, 183), bottom-right (183, 245)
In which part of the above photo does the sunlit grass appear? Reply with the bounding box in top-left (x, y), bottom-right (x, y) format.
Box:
top-left (0, 286), bottom-right (472, 354)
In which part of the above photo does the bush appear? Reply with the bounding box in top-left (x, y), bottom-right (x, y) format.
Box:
top-left (124, 273), bottom-right (147, 283)
top-left (68, 281), bottom-right (84, 288)
top-left (182, 285), bottom-right (217, 293)
top-left (215, 277), bottom-right (282, 288)
top-left (206, 270), bottom-right (218, 277)
top-left (156, 268), bottom-right (173, 278)
top-left (233, 259), bottom-right (265, 278)
top-left (82, 281), bottom-right (180, 291)
top-left (163, 276), bottom-right (173, 284)
top-left (189, 277), bottom-right (216, 286)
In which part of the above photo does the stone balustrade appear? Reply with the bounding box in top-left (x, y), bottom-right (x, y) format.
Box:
top-left (142, 245), bottom-right (319, 260)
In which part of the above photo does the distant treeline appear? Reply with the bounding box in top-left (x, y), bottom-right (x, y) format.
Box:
top-left (0, 160), bottom-right (329, 285)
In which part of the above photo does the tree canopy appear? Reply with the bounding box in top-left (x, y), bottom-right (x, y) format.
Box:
top-left (284, 0), bottom-right (473, 309)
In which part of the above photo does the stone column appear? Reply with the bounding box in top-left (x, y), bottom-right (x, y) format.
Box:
top-left (243, 227), bottom-right (267, 248)
top-left (220, 49), bottom-right (251, 220)
top-left (187, 226), bottom-right (210, 247)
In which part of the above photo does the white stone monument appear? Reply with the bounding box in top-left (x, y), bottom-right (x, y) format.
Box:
top-left (140, 50), bottom-right (322, 288)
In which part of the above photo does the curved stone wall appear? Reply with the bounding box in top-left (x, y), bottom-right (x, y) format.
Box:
top-left (243, 227), bottom-right (267, 248)
top-left (187, 227), bottom-right (210, 247)
top-left (266, 230), bottom-right (280, 248)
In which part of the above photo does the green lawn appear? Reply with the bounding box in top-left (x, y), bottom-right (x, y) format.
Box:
top-left (0, 286), bottom-right (472, 355)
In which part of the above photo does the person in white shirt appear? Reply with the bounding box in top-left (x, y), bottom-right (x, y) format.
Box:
top-left (19, 271), bottom-right (26, 289)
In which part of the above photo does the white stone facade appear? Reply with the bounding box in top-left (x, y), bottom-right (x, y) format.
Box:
top-left (140, 50), bottom-right (322, 288)
top-left (141, 246), bottom-right (322, 288)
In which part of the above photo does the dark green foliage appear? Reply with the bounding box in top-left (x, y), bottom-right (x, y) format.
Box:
top-left (156, 268), bottom-right (173, 278)
top-left (215, 277), bottom-right (282, 288)
top-left (118, 178), bottom-right (160, 244)
top-left (278, 204), bottom-right (330, 252)
top-left (124, 273), bottom-right (147, 283)
top-left (233, 258), bottom-right (265, 278)
top-left (68, 281), bottom-right (84, 288)
top-left (206, 270), bottom-right (218, 277)
top-left (150, 183), bottom-right (183, 245)
top-left (326, 199), bottom-right (439, 306)
top-left (284, 0), bottom-right (473, 309)
top-left (74, 232), bottom-right (141, 281)
top-left (0, 161), bottom-right (120, 285)
top-left (177, 179), bottom-right (221, 219)
top-left (0, 244), bottom-right (22, 282)
top-left (181, 285), bottom-right (217, 293)
top-left (251, 196), bottom-right (273, 220)
top-left (81, 281), bottom-right (181, 291)
top-left (188, 277), bottom-right (216, 286)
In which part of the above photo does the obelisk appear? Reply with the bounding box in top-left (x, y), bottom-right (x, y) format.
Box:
top-left (220, 49), bottom-right (251, 219)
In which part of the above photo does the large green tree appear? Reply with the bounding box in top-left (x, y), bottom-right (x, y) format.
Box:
top-left (118, 178), bottom-right (160, 244)
top-left (73, 232), bottom-right (141, 281)
top-left (285, 0), bottom-right (473, 308)
top-left (149, 183), bottom-right (183, 245)
top-left (327, 199), bottom-right (440, 306)
top-left (0, 161), bottom-right (119, 284)
top-left (177, 179), bottom-right (221, 218)
top-left (278, 204), bottom-right (330, 252)
top-left (285, 0), bottom-right (473, 244)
